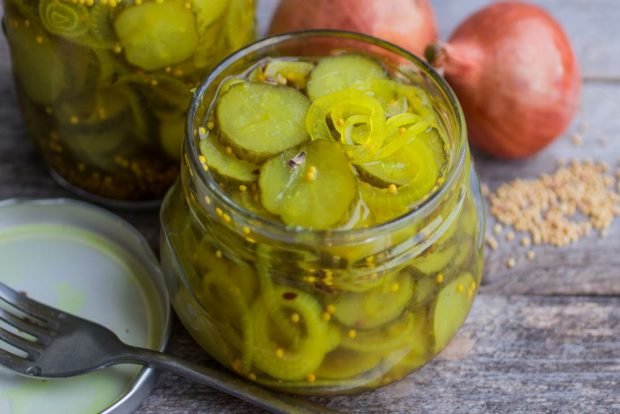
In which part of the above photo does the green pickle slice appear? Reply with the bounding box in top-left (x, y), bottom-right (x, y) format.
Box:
top-left (217, 81), bottom-right (311, 159)
top-left (259, 140), bottom-right (356, 229)
top-left (333, 269), bottom-right (414, 330)
top-left (250, 287), bottom-right (332, 381)
top-left (306, 54), bottom-right (388, 100)
top-left (5, 22), bottom-right (65, 105)
top-left (200, 138), bottom-right (259, 183)
top-left (114, 1), bottom-right (199, 70)
top-left (432, 272), bottom-right (476, 352)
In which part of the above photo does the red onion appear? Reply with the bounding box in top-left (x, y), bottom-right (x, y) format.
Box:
top-left (426, 2), bottom-right (581, 159)
top-left (269, 0), bottom-right (438, 58)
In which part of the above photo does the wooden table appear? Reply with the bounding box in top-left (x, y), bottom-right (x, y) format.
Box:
top-left (1, 1), bottom-right (619, 412)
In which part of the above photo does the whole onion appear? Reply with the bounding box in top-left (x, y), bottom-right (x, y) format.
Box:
top-left (269, 0), bottom-right (438, 58)
top-left (426, 2), bottom-right (581, 159)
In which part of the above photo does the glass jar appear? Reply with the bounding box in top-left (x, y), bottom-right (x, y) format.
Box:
top-left (2, 0), bottom-right (255, 206)
top-left (160, 31), bottom-right (485, 394)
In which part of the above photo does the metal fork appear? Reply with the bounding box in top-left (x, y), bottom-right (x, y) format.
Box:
top-left (0, 282), bottom-right (339, 414)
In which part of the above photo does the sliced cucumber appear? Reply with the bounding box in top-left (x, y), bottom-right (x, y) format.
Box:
top-left (224, 0), bottom-right (255, 51)
top-left (159, 115), bottom-right (185, 161)
top-left (259, 140), bottom-right (356, 229)
top-left (114, 1), bottom-right (199, 70)
top-left (432, 272), bottom-right (476, 352)
top-left (192, 0), bottom-right (228, 31)
top-left (306, 54), bottom-right (387, 100)
top-left (333, 269), bottom-right (414, 330)
top-left (316, 349), bottom-right (381, 380)
top-left (192, 11), bottom-right (227, 69)
top-left (119, 73), bottom-right (192, 116)
top-left (411, 245), bottom-right (456, 275)
top-left (200, 138), bottom-right (259, 183)
top-left (5, 22), bottom-right (65, 105)
top-left (341, 312), bottom-right (419, 354)
top-left (58, 86), bottom-right (143, 170)
top-left (217, 81), bottom-right (310, 159)
top-left (250, 287), bottom-right (331, 381)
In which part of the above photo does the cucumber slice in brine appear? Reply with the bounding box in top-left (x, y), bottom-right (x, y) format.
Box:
top-left (259, 140), bottom-right (356, 229)
top-left (306, 54), bottom-right (387, 100)
top-left (5, 22), bottom-right (65, 105)
top-left (333, 269), bottom-right (415, 330)
top-left (432, 272), bottom-right (476, 352)
top-left (159, 115), bottom-right (185, 161)
top-left (192, 0), bottom-right (228, 30)
top-left (200, 138), bottom-right (259, 183)
top-left (114, 1), bottom-right (199, 70)
top-left (217, 81), bottom-right (310, 159)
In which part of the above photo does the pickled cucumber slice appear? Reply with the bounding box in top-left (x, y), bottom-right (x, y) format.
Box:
top-left (5, 23), bottom-right (65, 105)
top-left (259, 140), bottom-right (356, 229)
top-left (119, 73), bottom-right (192, 116)
top-left (217, 81), bottom-right (310, 158)
top-left (315, 349), bottom-right (381, 380)
top-left (432, 272), bottom-right (476, 352)
top-left (159, 115), bottom-right (185, 161)
top-left (411, 245), bottom-right (456, 275)
top-left (192, 0), bottom-right (228, 30)
top-left (340, 312), bottom-right (418, 354)
top-left (202, 267), bottom-right (255, 370)
top-left (200, 138), bottom-right (259, 183)
top-left (224, 0), bottom-right (255, 51)
top-left (307, 54), bottom-right (387, 100)
top-left (192, 11), bottom-right (227, 69)
top-left (333, 269), bottom-right (414, 330)
top-left (114, 1), bottom-right (199, 70)
top-left (250, 287), bottom-right (331, 381)
top-left (58, 86), bottom-right (144, 170)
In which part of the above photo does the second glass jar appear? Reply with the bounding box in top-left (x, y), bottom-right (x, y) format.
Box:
top-left (2, 0), bottom-right (255, 205)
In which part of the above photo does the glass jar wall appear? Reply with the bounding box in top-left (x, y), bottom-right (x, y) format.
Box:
top-left (2, 0), bottom-right (255, 206)
top-left (160, 31), bottom-right (485, 394)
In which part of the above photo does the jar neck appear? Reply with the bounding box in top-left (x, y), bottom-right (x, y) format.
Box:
top-left (180, 144), bottom-right (470, 273)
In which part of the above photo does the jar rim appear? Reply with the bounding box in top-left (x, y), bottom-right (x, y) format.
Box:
top-left (186, 30), bottom-right (467, 244)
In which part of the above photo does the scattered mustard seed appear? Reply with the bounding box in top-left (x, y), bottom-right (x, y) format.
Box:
top-left (489, 160), bottom-right (620, 247)
top-left (507, 258), bottom-right (516, 268)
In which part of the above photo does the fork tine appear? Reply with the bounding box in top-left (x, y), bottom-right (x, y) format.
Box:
top-left (0, 282), bottom-right (61, 325)
top-left (0, 307), bottom-right (51, 343)
top-left (0, 326), bottom-right (42, 359)
top-left (0, 347), bottom-right (31, 374)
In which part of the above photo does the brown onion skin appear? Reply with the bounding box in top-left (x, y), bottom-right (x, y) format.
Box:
top-left (436, 2), bottom-right (581, 159)
top-left (269, 0), bottom-right (438, 58)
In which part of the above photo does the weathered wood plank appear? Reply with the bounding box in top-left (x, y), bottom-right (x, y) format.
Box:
top-left (136, 295), bottom-right (620, 414)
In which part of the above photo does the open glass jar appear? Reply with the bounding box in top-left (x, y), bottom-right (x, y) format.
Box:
top-left (2, 0), bottom-right (255, 206)
top-left (160, 31), bottom-right (485, 395)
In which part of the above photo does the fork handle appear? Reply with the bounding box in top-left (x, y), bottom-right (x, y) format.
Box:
top-left (114, 346), bottom-right (341, 414)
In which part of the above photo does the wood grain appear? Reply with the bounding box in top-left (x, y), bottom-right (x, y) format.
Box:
top-left (0, 0), bottom-right (619, 413)
top-left (140, 295), bottom-right (620, 414)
